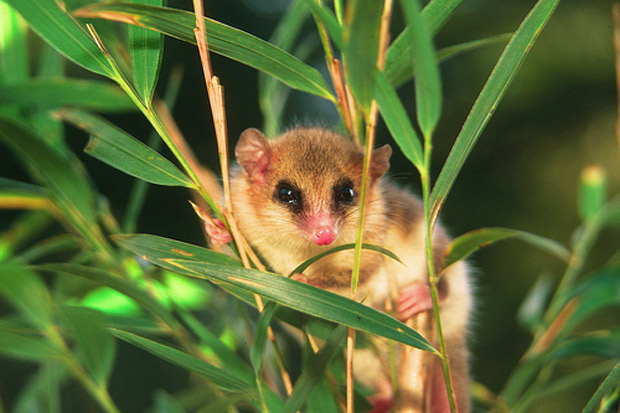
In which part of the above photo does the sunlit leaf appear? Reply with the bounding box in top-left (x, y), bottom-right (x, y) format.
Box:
top-left (444, 227), bottom-right (569, 270)
top-left (75, 2), bottom-right (334, 101)
top-left (58, 109), bottom-right (194, 188)
top-left (282, 325), bottom-right (347, 413)
top-left (0, 79), bottom-right (135, 112)
top-left (0, 0), bottom-right (29, 84)
top-left (61, 306), bottom-right (116, 386)
top-left (112, 329), bottom-right (253, 392)
top-left (115, 234), bottom-right (437, 353)
top-left (129, 0), bottom-right (163, 103)
top-left (4, 0), bottom-right (112, 77)
top-left (342, 0), bottom-right (383, 112)
top-left (430, 0), bottom-right (560, 220)
top-left (400, 0), bottom-right (442, 138)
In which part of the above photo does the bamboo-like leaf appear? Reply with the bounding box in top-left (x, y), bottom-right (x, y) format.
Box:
top-left (115, 234), bottom-right (437, 353)
top-left (583, 361), bottom-right (620, 413)
top-left (0, 79), bottom-right (135, 112)
top-left (3, 0), bottom-right (112, 78)
top-left (289, 241), bottom-right (403, 276)
top-left (59, 109), bottom-right (194, 188)
top-left (75, 2), bottom-right (334, 101)
top-left (444, 227), bottom-right (570, 270)
top-left (561, 268), bottom-right (620, 335)
top-left (304, 0), bottom-right (343, 50)
top-left (385, 0), bottom-right (464, 86)
top-left (61, 306), bottom-right (116, 386)
top-left (0, 329), bottom-right (62, 361)
top-left (179, 311), bottom-right (254, 383)
top-left (129, 0), bottom-right (163, 103)
top-left (400, 0), bottom-right (442, 139)
top-left (0, 117), bottom-right (111, 255)
top-left (430, 0), bottom-right (560, 221)
top-left (250, 301), bottom-right (277, 374)
top-left (0, 0), bottom-right (29, 84)
top-left (38, 263), bottom-right (177, 328)
top-left (342, 0), bottom-right (383, 113)
top-left (282, 325), bottom-right (348, 413)
top-left (112, 329), bottom-right (253, 392)
top-left (0, 261), bottom-right (53, 328)
top-left (375, 71), bottom-right (424, 169)
top-left (544, 330), bottom-right (620, 361)
top-left (517, 275), bottom-right (553, 332)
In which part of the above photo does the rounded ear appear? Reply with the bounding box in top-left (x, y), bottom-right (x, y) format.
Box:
top-left (235, 128), bottom-right (271, 184)
top-left (370, 144), bottom-right (392, 182)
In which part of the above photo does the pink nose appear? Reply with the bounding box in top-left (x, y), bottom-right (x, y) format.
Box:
top-left (312, 226), bottom-right (337, 245)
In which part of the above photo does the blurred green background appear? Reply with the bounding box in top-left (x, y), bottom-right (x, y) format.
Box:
top-left (0, 0), bottom-right (618, 411)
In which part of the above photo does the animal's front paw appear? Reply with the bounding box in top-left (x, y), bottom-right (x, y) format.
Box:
top-left (396, 282), bottom-right (434, 321)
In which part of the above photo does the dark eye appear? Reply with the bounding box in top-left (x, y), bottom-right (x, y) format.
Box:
top-left (274, 181), bottom-right (302, 209)
top-left (335, 180), bottom-right (355, 205)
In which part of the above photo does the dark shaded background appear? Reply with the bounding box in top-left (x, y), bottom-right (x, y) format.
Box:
top-left (1, 0), bottom-right (618, 411)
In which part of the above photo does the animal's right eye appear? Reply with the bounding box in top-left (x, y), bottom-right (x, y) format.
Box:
top-left (274, 181), bottom-right (302, 210)
top-left (277, 185), bottom-right (298, 204)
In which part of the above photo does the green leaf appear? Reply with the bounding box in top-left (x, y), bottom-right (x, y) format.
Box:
top-left (179, 312), bottom-right (254, 384)
top-left (430, 0), bottom-right (560, 220)
top-left (250, 301), bottom-right (277, 374)
top-left (289, 241), bottom-right (403, 276)
top-left (0, 328), bottom-right (62, 361)
top-left (444, 227), bottom-right (570, 270)
top-left (129, 0), bottom-right (163, 103)
top-left (400, 0), bottom-right (442, 138)
top-left (0, 117), bottom-right (111, 255)
top-left (112, 329), bottom-right (253, 392)
top-left (342, 0), bottom-right (383, 112)
top-left (0, 261), bottom-right (53, 328)
top-left (115, 234), bottom-right (437, 353)
top-left (385, 0), bottom-right (463, 86)
top-left (0, 79), bottom-right (135, 112)
top-left (562, 267), bottom-right (620, 335)
top-left (282, 325), bottom-right (347, 413)
top-left (38, 263), bottom-right (177, 328)
top-left (583, 361), bottom-right (620, 413)
top-left (76, 2), bottom-right (334, 101)
top-left (545, 330), bottom-right (620, 361)
top-left (375, 71), bottom-right (424, 169)
top-left (578, 166), bottom-right (607, 222)
top-left (517, 275), bottom-right (553, 332)
top-left (58, 109), bottom-right (194, 188)
top-left (61, 306), bottom-right (116, 386)
top-left (0, 0), bottom-right (29, 84)
top-left (304, 0), bottom-right (343, 50)
top-left (4, 0), bottom-right (112, 78)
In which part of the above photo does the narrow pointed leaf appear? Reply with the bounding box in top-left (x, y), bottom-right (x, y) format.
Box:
top-left (250, 301), bottom-right (277, 374)
top-left (400, 0), bottom-right (442, 138)
top-left (0, 1), bottom-right (29, 84)
top-left (4, 0), bottom-right (112, 78)
top-left (385, 0), bottom-right (464, 86)
top-left (583, 361), bottom-right (620, 413)
top-left (129, 0), bottom-right (163, 102)
top-left (112, 329), bottom-right (253, 392)
top-left (59, 109), bottom-right (194, 188)
top-left (282, 325), bottom-right (348, 413)
top-left (342, 0), bottom-right (383, 112)
top-left (290, 241), bottom-right (403, 277)
top-left (0, 329), bottom-right (62, 361)
top-left (304, 0), bottom-right (343, 50)
top-left (375, 71), bottom-right (424, 169)
top-left (0, 79), bottom-right (135, 112)
top-left (544, 330), bottom-right (620, 361)
top-left (444, 227), bottom-right (569, 270)
top-left (115, 234), bottom-right (437, 353)
top-left (62, 306), bottom-right (116, 386)
top-left (430, 0), bottom-right (560, 220)
top-left (76, 2), bottom-right (334, 101)
top-left (0, 117), bottom-right (110, 253)
top-left (38, 263), bottom-right (177, 328)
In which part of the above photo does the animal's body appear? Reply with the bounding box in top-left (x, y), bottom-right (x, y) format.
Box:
top-left (222, 127), bottom-right (472, 412)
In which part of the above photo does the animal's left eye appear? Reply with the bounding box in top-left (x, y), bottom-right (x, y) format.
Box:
top-left (335, 180), bottom-right (355, 204)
